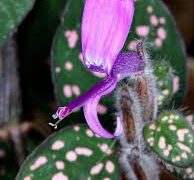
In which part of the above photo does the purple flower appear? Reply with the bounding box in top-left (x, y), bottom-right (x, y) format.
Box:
top-left (82, 0), bottom-right (135, 74)
top-left (50, 0), bottom-right (144, 138)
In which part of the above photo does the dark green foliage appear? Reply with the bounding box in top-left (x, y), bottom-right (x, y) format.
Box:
top-left (17, 124), bottom-right (120, 180)
top-left (175, 164), bottom-right (194, 180)
top-left (124, 0), bottom-right (186, 105)
top-left (0, 0), bottom-right (36, 47)
top-left (173, 116), bottom-right (194, 179)
top-left (154, 61), bottom-right (174, 107)
top-left (143, 111), bottom-right (194, 167)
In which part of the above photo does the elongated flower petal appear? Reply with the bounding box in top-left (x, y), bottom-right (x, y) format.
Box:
top-left (50, 76), bottom-right (122, 137)
top-left (83, 76), bottom-right (123, 138)
top-left (82, 0), bottom-right (134, 74)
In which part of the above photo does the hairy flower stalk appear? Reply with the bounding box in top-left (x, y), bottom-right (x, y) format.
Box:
top-left (50, 0), bottom-right (146, 138)
top-left (117, 45), bottom-right (160, 180)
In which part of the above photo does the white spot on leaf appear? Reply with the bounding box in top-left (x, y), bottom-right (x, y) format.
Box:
top-left (154, 38), bottom-right (162, 48)
top-left (105, 161), bottom-right (115, 173)
top-left (159, 17), bottom-right (166, 24)
top-left (55, 161), bottom-right (65, 170)
top-left (90, 163), bottom-right (103, 175)
top-left (72, 85), bottom-right (81, 96)
top-left (169, 125), bottom-right (177, 131)
top-left (73, 125), bottom-right (80, 132)
top-left (64, 30), bottom-right (78, 49)
top-left (147, 6), bottom-right (153, 13)
top-left (177, 142), bottom-right (192, 153)
top-left (149, 124), bottom-right (156, 130)
top-left (52, 172), bottom-right (68, 180)
top-left (66, 151), bottom-right (77, 161)
top-left (104, 178), bottom-right (110, 180)
top-left (181, 152), bottom-right (188, 159)
top-left (157, 27), bottom-right (167, 40)
top-left (177, 129), bottom-right (189, 142)
top-left (173, 76), bottom-right (180, 93)
top-left (158, 137), bottom-right (166, 149)
top-left (163, 149), bottom-right (170, 156)
top-left (127, 40), bottom-right (137, 50)
top-left (86, 129), bottom-right (94, 137)
top-left (65, 61), bottom-right (73, 71)
top-left (52, 140), bottom-right (65, 150)
top-left (30, 156), bottom-right (48, 171)
top-left (136, 26), bottom-right (150, 37)
top-left (150, 15), bottom-right (158, 26)
top-left (55, 67), bottom-right (61, 73)
top-left (75, 147), bottom-right (93, 156)
top-left (24, 176), bottom-right (31, 180)
top-left (98, 144), bottom-right (112, 155)
top-left (63, 85), bottom-right (73, 98)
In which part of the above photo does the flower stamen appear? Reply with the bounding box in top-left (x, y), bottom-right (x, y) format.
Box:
top-left (49, 107), bottom-right (71, 129)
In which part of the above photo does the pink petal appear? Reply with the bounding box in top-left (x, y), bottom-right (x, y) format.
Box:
top-left (51, 76), bottom-right (123, 137)
top-left (83, 78), bottom-right (123, 138)
top-left (82, 0), bottom-right (134, 74)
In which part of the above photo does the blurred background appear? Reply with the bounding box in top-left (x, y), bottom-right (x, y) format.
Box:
top-left (0, 0), bottom-right (193, 179)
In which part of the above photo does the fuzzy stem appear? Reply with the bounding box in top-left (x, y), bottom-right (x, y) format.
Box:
top-left (136, 42), bottom-right (158, 121)
top-left (117, 42), bottom-right (160, 180)
top-left (117, 84), bottom-right (160, 180)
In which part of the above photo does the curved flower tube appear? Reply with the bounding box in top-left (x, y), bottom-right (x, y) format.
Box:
top-left (50, 76), bottom-right (121, 138)
top-left (50, 51), bottom-right (145, 138)
top-left (50, 76), bottom-right (122, 138)
top-left (83, 76), bottom-right (122, 138)
top-left (52, 76), bottom-right (117, 120)
top-left (50, 0), bottom-right (140, 138)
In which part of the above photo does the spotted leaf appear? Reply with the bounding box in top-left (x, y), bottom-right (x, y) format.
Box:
top-left (173, 116), bottom-right (194, 179)
top-left (174, 164), bottom-right (194, 180)
top-left (124, 0), bottom-right (186, 105)
top-left (16, 124), bottom-right (120, 180)
top-left (154, 61), bottom-right (174, 107)
top-left (143, 111), bottom-right (194, 167)
top-left (0, 0), bottom-right (36, 47)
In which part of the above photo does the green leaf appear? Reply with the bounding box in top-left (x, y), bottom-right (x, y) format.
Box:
top-left (51, 0), bottom-right (185, 119)
top-left (0, 0), bottom-right (36, 47)
top-left (16, 124), bottom-right (120, 180)
top-left (124, 0), bottom-right (186, 105)
top-left (154, 61), bottom-right (174, 107)
top-left (174, 164), bottom-right (194, 180)
top-left (143, 111), bottom-right (194, 167)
